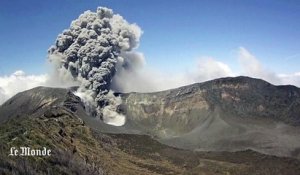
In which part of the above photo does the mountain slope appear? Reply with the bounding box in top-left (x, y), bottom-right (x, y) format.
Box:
top-left (1, 84), bottom-right (300, 175)
top-left (120, 76), bottom-right (300, 158)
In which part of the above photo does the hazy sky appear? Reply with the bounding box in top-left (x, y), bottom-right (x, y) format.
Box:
top-left (0, 0), bottom-right (299, 75)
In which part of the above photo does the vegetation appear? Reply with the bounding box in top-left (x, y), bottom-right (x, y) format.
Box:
top-left (1, 106), bottom-right (300, 175)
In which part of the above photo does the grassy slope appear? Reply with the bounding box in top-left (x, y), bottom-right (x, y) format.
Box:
top-left (0, 107), bottom-right (300, 175)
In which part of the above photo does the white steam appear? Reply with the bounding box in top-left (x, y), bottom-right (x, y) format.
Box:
top-left (102, 91), bottom-right (125, 126)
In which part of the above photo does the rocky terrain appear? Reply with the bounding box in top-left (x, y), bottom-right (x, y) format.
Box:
top-left (1, 76), bottom-right (300, 174)
top-left (120, 76), bottom-right (300, 158)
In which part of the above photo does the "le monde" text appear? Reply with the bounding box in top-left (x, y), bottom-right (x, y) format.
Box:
top-left (9, 147), bottom-right (51, 156)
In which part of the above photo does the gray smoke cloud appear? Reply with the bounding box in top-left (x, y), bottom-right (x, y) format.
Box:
top-left (48, 7), bottom-right (142, 125)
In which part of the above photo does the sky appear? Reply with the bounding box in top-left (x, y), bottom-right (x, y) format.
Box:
top-left (0, 0), bottom-right (300, 103)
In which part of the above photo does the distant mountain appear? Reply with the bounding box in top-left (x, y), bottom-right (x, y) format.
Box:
top-left (1, 76), bottom-right (300, 174)
top-left (121, 76), bottom-right (300, 158)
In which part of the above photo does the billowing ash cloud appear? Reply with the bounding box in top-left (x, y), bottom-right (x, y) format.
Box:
top-left (48, 7), bottom-right (142, 125)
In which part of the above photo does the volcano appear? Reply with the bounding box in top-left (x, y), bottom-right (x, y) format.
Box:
top-left (1, 76), bottom-right (300, 174)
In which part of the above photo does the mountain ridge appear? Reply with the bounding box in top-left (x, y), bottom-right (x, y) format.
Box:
top-left (1, 76), bottom-right (300, 174)
top-left (119, 76), bottom-right (300, 158)
top-left (1, 76), bottom-right (300, 159)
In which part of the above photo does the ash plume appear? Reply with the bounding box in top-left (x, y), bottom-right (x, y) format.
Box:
top-left (48, 7), bottom-right (142, 125)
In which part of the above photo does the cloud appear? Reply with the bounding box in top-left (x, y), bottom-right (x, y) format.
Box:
top-left (238, 47), bottom-right (281, 84)
top-left (278, 72), bottom-right (300, 87)
top-left (237, 47), bottom-right (300, 87)
top-left (191, 57), bottom-right (234, 82)
top-left (135, 47), bottom-right (300, 91)
top-left (1, 47), bottom-right (300, 106)
top-left (101, 48), bottom-right (300, 93)
top-left (47, 7), bottom-right (143, 125)
top-left (0, 70), bottom-right (47, 104)
top-left (111, 57), bottom-right (234, 92)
